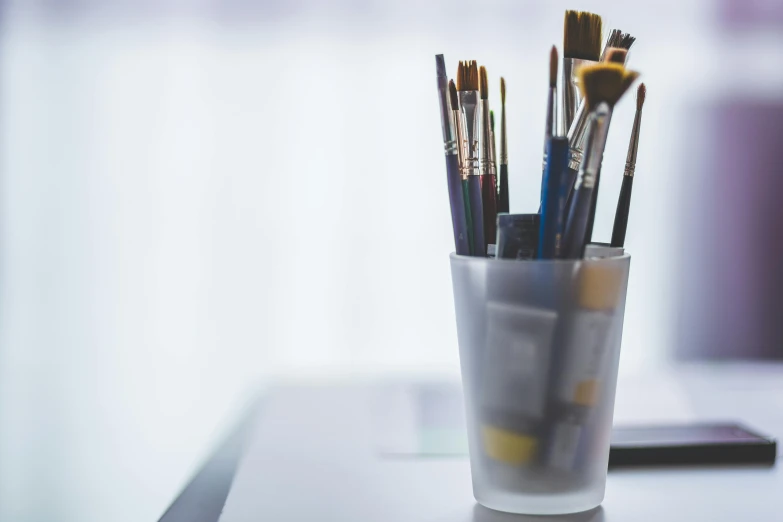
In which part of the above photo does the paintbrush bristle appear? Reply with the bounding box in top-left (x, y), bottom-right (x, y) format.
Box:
top-left (500, 77), bottom-right (506, 105)
top-left (457, 60), bottom-right (479, 92)
top-left (549, 45), bottom-right (558, 87)
top-left (490, 110), bottom-right (495, 131)
top-left (605, 29), bottom-right (636, 51)
top-left (448, 80), bottom-right (459, 110)
top-left (578, 63), bottom-right (639, 109)
top-left (604, 47), bottom-right (627, 65)
top-left (479, 66), bottom-right (488, 100)
top-left (563, 10), bottom-right (603, 61)
top-left (636, 83), bottom-right (646, 111)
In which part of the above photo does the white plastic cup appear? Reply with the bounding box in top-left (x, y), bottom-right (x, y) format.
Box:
top-left (450, 252), bottom-right (631, 515)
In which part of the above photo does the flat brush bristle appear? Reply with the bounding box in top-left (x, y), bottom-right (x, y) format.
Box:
top-left (448, 80), bottom-right (459, 110)
top-left (490, 110), bottom-right (495, 130)
top-left (578, 63), bottom-right (639, 109)
top-left (636, 83), bottom-right (646, 111)
top-left (606, 29), bottom-right (636, 51)
top-left (500, 77), bottom-right (506, 105)
top-left (604, 47), bottom-right (627, 65)
top-left (549, 45), bottom-right (558, 87)
top-left (457, 60), bottom-right (479, 92)
top-left (563, 10), bottom-right (603, 61)
top-left (479, 66), bottom-right (488, 100)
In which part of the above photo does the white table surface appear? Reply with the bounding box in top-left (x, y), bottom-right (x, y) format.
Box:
top-left (219, 364), bottom-right (783, 522)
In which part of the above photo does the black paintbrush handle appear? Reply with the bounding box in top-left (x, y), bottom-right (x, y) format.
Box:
top-left (481, 174), bottom-right (498, 251)
top-left (467, 175), bottom-right (486, 257)
top-left (498, 164), bottom-right (510, 214)
top-left (561, 184), bottom-right (594, 259)
top-left (584, 165), bottom-right (602, 243)
top-left (611, 175), bottom-right (634, 247)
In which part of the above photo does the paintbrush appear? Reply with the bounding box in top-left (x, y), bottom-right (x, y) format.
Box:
top-left (561, 10), bottom-right (603, 134)
top-left (611, 83), bottom-right (646, 247)
top-left (561, 63), bottom-right (639, 258)
top-left (490, 110), bottom-right (497, 176)
top-left (449, 79), bottom-right (474, 254)
top-left (458, 60), bottom-right (486, 256)
top-left (479, 65), bottom-right (499, 253)
top-left (562, 47), bottom-right (628, 212)
top-left (540, 45), bottom-right (559, 208)
top-left (498, 77), bottom-right (510, 214)
top-left (600, 29), bottom-right (636, 62)
top-left (436, 55), bottom-right (471, 255)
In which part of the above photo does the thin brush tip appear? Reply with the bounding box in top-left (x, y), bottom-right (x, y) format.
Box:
top-left (479, 66), bottom-right (488, 100)
top-left (448, 80), bottom-right (459, 110)
top-left (500, 77), bottom-right (506, 104)
top-left (636, 83), bottom-right (646, 111)
top-left (549, 45), bottom-right (558, 87)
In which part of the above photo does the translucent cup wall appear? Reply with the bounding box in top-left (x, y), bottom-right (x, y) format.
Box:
top-left (450, 252), bottom-right (631, 514)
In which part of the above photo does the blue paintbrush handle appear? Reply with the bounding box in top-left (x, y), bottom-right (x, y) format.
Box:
top-left (538, 137), bottom-right (570, 259)
top-left (561, 183), bottom-right (594, 259)
top-left (467, 175), bottom-right (485, 257)
top-left (445, 154), bottom-right (471, 255)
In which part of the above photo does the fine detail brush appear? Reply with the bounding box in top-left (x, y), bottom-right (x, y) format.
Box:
top-left (561, 10), bottom-right (603, 135)
top-left (561, 63), bottom-right (639, 258)
top-left (458, 60), bottom-right (486, 256)
top-left (498, 77), bottom-right (510, 214)
top-left (540, 45), bottom-right (559, 208)
top-left (479, 65), bottom-right (499, 253)
top-left (450, 79), bottom-right (474, 254)
top-left (490, 110), bottom-right (498, 177)
top-left (436, 55), bottom-right (471, 256)
top-left (611, 82), bottom-right (646, 247)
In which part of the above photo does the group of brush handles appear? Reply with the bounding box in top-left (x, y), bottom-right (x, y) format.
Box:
top-left (442, 66), bottom-right (641, 260)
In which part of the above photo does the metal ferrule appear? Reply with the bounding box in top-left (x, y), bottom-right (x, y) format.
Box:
top-left (479, 99), bottom-right (495, 177)
top-left (437, 76), bottom-right (458, 156)
top-left (500, 104), bottom-right (507, 166)
top-left (561, 58), bottom-right (596, 135)
top-left (624, 108), bottom-right (642, 177)
top-left (576, 104), bottom-right (612, 190)
top-left (451, 108), bottom-right (466, 176)
top-left (566, 101), bottom-right (591, 171)
top-left (458, 90), bottom-right (481, 177)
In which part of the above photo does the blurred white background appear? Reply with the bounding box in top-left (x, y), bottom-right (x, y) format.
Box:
top-left (1, 0), bottom-right (782, 520)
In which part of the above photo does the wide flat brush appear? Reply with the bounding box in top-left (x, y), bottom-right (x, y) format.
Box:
top-left (611, 83), bottom-right (646, 247)
top-left (561, 63), bottom-right (639, 258)
top-left (436, 55), bottom-right (471, 255)
top-left (479, 65), bottom-right (498, 253)
top-left (561, 10), bottom-right (603, 134)
top-left (458, 60), bottom-right (486, 256)
top-left (498, 77), bottom-right (510, 214)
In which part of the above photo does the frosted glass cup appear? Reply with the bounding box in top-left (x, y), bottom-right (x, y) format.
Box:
top-left (450, 252), bottom-right (631, 515)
